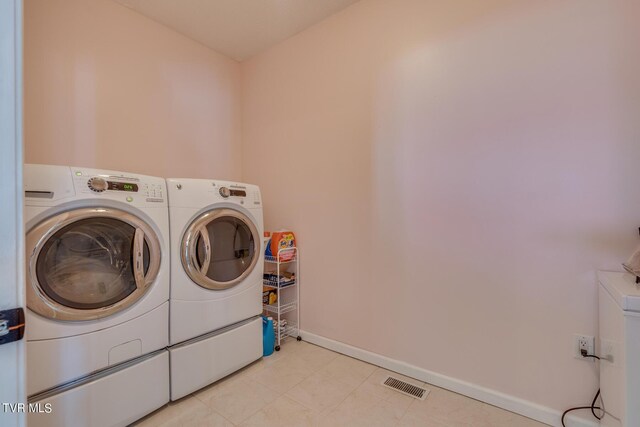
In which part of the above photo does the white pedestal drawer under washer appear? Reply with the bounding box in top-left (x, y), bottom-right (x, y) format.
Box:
top-left (24, 164), bottom-right (170, 426)
top-left (167, 178), bottom-right (263, 400)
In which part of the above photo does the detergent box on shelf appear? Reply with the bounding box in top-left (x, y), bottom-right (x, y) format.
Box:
top-left (264, 231), bottom-right (296, 261)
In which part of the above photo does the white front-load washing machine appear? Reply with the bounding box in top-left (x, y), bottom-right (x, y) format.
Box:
top-left (167, 178), bottom-right (263, 400)
top-left (24, 164), bottom-right (170, 427)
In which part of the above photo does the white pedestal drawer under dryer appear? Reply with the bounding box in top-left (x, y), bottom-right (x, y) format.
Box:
top-left (167, 178), bottom-right (263, 400)
top-left (24, 164), bottom-right (170, 427)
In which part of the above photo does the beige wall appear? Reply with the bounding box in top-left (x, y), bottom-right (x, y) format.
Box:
top-left (242, 0), bottom-right (640, 415)
top-left (24, 0), bottom-right (242, 180)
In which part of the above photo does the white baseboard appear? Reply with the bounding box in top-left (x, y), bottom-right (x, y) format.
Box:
top-left (300, 330), bottom-right (598, 427)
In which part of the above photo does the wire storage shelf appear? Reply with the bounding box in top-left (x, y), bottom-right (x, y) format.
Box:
top-left (264, 254), bottom-right (297, 264)
top-left (262, 246), bottom-right (300, 351)
top-left (263, 301), bottom-right (297, 315)
top-left (263, 280), bottom-right (296, 288)
top-left (263, 270), bottom-right (296, 288)
top-left (282, 322), bottom-right (299, 340)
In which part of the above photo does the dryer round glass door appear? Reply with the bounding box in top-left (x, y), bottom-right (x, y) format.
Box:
top-left (26, 208), bottom-right (161, 321)
top-left (181, 208), bottom-right (259, 290)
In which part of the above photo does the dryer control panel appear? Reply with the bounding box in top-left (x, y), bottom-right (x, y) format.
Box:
top-left (218, 186), bottom-right (246, 198)
top-left (214, 182), bottom-right (261, 207)
top-left (166, 179), bottom-right (261, 208)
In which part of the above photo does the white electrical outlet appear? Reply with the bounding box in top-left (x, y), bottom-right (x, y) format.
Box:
top-left (574, 334), bottom-right (595, 360)
top-left (600, 339), bottom-right (616, 364)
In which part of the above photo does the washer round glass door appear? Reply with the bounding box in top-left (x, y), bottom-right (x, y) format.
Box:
top-left (181, 208), bottom-right (259, 290)
top-left (26, 207), bottom-right (161, 321)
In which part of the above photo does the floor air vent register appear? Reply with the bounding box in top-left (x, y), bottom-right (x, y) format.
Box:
top-left (381, 376), bottom-right (430, 400)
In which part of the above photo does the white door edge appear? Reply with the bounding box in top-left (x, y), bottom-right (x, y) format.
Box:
top-left (0, 0), bottom-right (26, 425)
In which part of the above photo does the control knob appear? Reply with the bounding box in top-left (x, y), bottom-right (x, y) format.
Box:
top-left (219, 187), bottom-right (231, 198)
top-left (88, 177), bottom-right (108, 193)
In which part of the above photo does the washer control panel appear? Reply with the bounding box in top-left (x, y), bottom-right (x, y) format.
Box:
top-left (141, 183), bottom-right (164, 200)
top-left (73, 169), bottom-right (166, 204)
top-left (86, 177), bottom-right (138, 193)
top-left (87, 177), bottom-right (108, 193)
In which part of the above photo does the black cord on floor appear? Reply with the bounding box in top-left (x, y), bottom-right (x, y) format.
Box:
top-left (590, 389), bottom-right (603, 420)
top-left (561, 389), bottom-right (603, 426)
top-left (561, 352), bottom-right (603, 427)
top-left (561, 402), bottom-right (601, 427)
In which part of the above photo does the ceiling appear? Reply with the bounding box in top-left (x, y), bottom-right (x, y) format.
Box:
top-left (113, 0), bottom-right (361, 61)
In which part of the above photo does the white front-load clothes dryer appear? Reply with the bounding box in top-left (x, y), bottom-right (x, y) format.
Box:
top-left (167, 178), bottom-right (263, 400)
top-left (24, 164), bottom-right (169, 427)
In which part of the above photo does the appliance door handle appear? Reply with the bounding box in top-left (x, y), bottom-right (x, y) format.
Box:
top-left (133, 227), bottom-right (146, 289)
top-left (198, 227), bottom-right (211, 276)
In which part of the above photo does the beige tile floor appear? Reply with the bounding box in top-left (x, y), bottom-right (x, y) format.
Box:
top-left (134, 341), bottom-right (548, 426)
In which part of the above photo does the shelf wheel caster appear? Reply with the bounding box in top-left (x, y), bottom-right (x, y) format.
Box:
top-left (275, 345), bottom-right (281, 352)
top-left (296, 336), bottom-right (302, 341)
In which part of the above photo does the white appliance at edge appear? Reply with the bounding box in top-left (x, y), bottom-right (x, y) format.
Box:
top-left (598, 271), bottom-right (640, 427)
top-left (167, 178), bottom-right (263, 400)
top-left (24, 164), bottom-right (170, 427)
